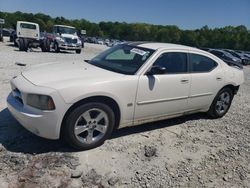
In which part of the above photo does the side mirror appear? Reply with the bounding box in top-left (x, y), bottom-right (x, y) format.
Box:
top-left (147, 65), bottom-right (166, 75)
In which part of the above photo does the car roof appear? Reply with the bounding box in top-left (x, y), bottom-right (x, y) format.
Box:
top-left (127, 42), bottom-right (201, 51)
top-left (54, 25), bottom-right (75, 29)
top-left (17, 21), bottom-right (38, 26)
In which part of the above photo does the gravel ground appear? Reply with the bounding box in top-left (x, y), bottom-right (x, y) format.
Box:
top-left (0, 38), bottom-right (250, 188)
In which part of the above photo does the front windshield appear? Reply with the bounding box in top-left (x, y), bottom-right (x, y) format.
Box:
top-left (54, 26), bottom-right (77, 35)
top-left (88, 44), bottom-right (155, 75)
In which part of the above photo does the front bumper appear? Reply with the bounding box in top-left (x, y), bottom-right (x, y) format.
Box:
top-left (7, 94), bottom-right (60, 139)
top-left (6, 75), bottom-right (69, 140)
top-left (58, 43), bottom-right (81, 50)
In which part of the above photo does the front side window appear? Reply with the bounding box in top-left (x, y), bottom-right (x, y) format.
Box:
top-left (153, 52), bottom-right (188, 74)
top-left (89, 44), bottom-right (155, 75)
top-left (190, 53), bottom-right (217, 73)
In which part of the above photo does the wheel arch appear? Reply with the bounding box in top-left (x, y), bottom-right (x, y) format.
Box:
top-left (221, 84), bottom-right (240, 95)
top-left (60, 95), bottom-right (121, 138)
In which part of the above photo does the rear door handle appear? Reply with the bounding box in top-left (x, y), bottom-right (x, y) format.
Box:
top-left (181, 79), bottom-right (189, 83)
top-left (216, 77), bottom-right (222, 81)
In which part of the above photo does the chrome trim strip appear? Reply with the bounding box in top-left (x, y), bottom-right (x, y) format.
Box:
top-left (137, 96), bottom-right (188, 105)
top-left (190, 93), bottom-right (213, 98)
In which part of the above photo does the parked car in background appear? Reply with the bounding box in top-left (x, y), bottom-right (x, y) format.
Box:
top-left (208, 49), bottom-right (242, 68)
top-left (224, 49), bottom-right (250, 65)
top-left (49, 25), bottom-right (82, 53)
top-left (96, 38), bottom-right (104, 45)
top-left (7, 42), bottom-right (244, 150)
top-left (242, 53), bottom-right (250, 59)
top-left (200, 47), bottom-right (210, 51)
top-left (2, 28), bottom-right (12, 36)
top-left (9, 30), bottom-right (17, 46)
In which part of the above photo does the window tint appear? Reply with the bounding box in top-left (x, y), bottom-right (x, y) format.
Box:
top-left (106, 49), bottom-right (135, 60)
top-left (20, 23), bottom-right (36, 30)
top-left (190, 53), bottom-right (217, 72)
top-left (153, 52), bottom-right (187, 74)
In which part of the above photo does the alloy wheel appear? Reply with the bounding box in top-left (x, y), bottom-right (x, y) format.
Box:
top-left (74, 108), bottom-right (109, 144)
top-left (215, 91), bottom-right (231, 115)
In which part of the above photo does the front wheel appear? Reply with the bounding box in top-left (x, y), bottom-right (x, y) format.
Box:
top-left (208, 88), bottom-right (233, 118)
top-left (62, 102), bottom-right (115, 150)
top-left (54, 42), bottom-right (60, 53)
top-left (18, 38), bottom-right (24, 51)
top-left (76, 49), bottom-right (81, 54)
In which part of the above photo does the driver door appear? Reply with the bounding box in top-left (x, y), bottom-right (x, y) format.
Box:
top-left (134, 51), bottom-right (190, 123)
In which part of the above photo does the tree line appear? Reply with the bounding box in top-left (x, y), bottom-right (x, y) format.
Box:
top-left (0, 11), bottom-right (250, 51)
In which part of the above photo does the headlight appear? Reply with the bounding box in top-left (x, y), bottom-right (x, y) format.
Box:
top-left (77, 39), bottom-right (82, 44)
top-left (27, 94), bottom-right (55, 110)
top-left (56, 37), bottom-right (64, 42)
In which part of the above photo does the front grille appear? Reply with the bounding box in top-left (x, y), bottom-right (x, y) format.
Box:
top-left (12, 88), bottom-right (23, 104)
top-left (64, 37), bottom-right (77, 44)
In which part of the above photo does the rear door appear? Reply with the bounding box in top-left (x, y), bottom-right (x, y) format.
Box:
top-left (188, 52), bottom-right (223, 110)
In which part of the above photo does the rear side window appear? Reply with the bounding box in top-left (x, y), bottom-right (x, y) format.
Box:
top-left (189, 53), bottom-right (217, 73)
top-left (153, 52), bottom-right (188, 74)
top-left (20, 23), bottom-right (36, 30)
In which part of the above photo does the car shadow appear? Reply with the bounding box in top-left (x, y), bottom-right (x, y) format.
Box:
top-left (111, 113), bottom-right (208, 139)
top-left (0, 108), bottom-right (208, 154)
top-left (6, 43), bottom-right (17, 47)
top-left (0, 108), bottom-right (75, 154)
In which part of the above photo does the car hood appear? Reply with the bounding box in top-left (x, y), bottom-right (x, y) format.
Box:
top-left (22, 61), bottom-right (122, 89)
top-left (61, 33), bottom-right (78, 39)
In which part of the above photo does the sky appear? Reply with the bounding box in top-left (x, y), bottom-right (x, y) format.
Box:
top-left (0, 0), bottom-right (249, 29)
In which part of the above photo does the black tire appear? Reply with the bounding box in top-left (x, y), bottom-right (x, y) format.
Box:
top-left (207, 87), bottom-right (233, 119)
top-left (19, 38), bottom-right (24, 51)
top-left (76, 49), bottom-right (81, 54)
top-left (46, 39), bottom-right (51, 52)
top-left (41, 39), bottom-right (50, 52)
top-left (23, 38), bottom-right (28, 51)
top-left (62, 102), bottom-right (115, 150)
top-left (41, 40), bottom-right (47, 52)
top-left (14, 37), bottom-right (18, 47)
top-left (54, 42), bottom-right (60, 53)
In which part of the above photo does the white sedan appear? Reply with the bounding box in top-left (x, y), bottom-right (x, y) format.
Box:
top-left (7, 42), bottom-right (244, 150)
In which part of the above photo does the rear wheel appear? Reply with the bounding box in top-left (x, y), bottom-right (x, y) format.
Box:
top-left (41, 39), bottom-right (51, 52)
top-left (24, 39), bottom-right (28, 51)
top-left (208, 87), bottom-right (233, 118)
top-left (14, 38), bottom-right (18, 47)
top-left (62, 102), bottom-right (115, 150)
top-left (41, 40), bottom-right (47, 52)
top-left (46, 39), bottom-right (51, 52)
top-left (18, 38), bottom-right (24, 51)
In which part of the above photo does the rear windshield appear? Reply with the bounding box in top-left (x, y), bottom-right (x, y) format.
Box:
top-left (20, 23), bottom-right (36, 30)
